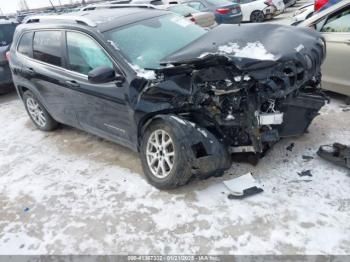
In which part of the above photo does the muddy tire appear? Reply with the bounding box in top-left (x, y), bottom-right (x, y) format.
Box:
top-left (250, 10), bottom-right (265, 23)
top-left (23, 90), bottom-right (58, 131)
top-left (140, 120), bottom-right (192, 189)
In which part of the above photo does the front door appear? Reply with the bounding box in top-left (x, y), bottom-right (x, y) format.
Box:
top-left (62, 31), bottom-right (133, 148)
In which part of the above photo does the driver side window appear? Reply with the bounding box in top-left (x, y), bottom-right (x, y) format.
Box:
top-left (66, 31), bottom-right (113, 75)
top-left (321, 7), bottom-right (350, 33)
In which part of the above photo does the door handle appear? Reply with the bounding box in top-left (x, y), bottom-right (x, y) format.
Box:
top-left (65, 80), bottom-right (80, 88)
top-left (25, 67), bottom-right (36, 77)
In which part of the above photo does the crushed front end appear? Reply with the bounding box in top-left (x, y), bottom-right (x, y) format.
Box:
top-left (137, 23), bottom-right (327, 177)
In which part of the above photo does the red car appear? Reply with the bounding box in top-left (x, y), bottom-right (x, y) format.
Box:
top-left (314, 0), bottom-right (342, 11)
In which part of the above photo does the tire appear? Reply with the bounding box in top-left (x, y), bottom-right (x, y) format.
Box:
top-left (250, 10), bottom-right (264, 23)
top-left (140, 120), bottom-right (192, 189)
top-left (23, 90), bottom-right (58, 131)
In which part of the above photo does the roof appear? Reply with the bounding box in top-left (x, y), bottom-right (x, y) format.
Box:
top-left (24, 7), bottom-right (169, 32)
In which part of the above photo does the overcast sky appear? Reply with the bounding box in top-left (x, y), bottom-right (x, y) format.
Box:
top-left (1, 0), bottom-right (76, 14)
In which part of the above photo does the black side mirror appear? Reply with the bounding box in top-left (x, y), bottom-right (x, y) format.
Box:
top-left (88, 66), bottom-right (124, 84)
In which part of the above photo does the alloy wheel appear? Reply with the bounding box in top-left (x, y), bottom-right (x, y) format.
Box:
top-left (146, 129), bottom-right (175, 178)
top-left (26, 97), bottom-right (47, 127)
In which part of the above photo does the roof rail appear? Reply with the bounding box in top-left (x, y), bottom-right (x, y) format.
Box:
top-left (23, 15), bottom-right (97, 27)
top-left (81, 4), bottom-right (157, 11)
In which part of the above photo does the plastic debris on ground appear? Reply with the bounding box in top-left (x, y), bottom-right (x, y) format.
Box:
top-left (223, 172), bottom-right (263, 199)
top-left (286, 143), bottom-right (295, 152)
top-left (302, 155), bottom-right (314, 161)
top-left (317, 143), bottom-right (350, 169)
top-left (297, 170), bottom-right (313, 177)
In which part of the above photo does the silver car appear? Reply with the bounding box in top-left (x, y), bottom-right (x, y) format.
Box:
top-left (299, 0), bottom-right (350, 99)
top-left (163, 4), bottom-right (217, 28)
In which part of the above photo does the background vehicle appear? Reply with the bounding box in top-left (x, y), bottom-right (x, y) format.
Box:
top-left (292, 3), bottom-right (314, 25)
top-left (182, 0), bottom-right (242, 24)
top-left (299, 0), bottom-right (350, 99)
top-left (0, 19), bottom-right (18, 94)
top-left (283, 0), bottom-right (296, 8)
top-left (234, 0), bottom-right (282, 22)
top-left (81, 3), bottom-right (217, 27)
top-left (315, 0), bottom-right (343, 12)
top-left (165, 4), bottom-right (217, 27)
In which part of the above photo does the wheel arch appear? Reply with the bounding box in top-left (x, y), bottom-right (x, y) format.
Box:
top-left (138, 113), bottom-right (232, 178)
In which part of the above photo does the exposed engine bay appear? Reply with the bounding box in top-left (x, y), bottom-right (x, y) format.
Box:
top-left (134, 23), bottom-right (328, 177)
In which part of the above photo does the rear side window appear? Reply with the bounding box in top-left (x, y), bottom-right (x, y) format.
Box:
top-left (17, 32), bottom-right (33, 58)
top-left (33, 31), bottom-right (62, 66)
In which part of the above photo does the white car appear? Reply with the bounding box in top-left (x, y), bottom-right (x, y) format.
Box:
top-left (292, 3), bottom-right (314, 24)
top-left (237, 0), bottom-right (284, 22)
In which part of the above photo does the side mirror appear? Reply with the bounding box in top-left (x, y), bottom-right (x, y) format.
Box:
top-left (88, 66), bottom-right (124, 84)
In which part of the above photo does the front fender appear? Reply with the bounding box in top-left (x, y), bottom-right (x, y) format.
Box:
top-left (144, 114), bottom-right (232, 178)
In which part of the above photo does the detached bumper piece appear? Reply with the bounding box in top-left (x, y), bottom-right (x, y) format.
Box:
top-left (224, 172), bottom-right (264, 199)
top-left (317, 143), bottom-right (350, 169)
top-left (278, 92), bottom-right (326, 137)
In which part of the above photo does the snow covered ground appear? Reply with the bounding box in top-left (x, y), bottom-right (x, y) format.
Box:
top-left (0, 90), bottom-right (349, 255)
top-left (0, 2), bottom-right (349, 254)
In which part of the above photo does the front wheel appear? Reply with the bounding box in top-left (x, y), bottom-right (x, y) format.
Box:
top-left (250, 10), bottom-right (265, 23)
top-left (23, 90), bottom-right (58, 131)
top-left (140, 120), bottom-right (192, 189)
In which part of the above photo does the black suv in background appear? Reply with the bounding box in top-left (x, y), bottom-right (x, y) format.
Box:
top-left (9, 8), bottom-right (326, 189)
top-left (0, 19), bottom-right (18, 94)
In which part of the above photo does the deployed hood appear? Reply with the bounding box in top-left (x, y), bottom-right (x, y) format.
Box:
top-left (161, 23), bottom-right (325, 71)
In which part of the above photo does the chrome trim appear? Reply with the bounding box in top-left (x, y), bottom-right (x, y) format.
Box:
top-left (81, 4), bottom-right (157, 11)
top-left (24, 15), bottom-right (97, 27)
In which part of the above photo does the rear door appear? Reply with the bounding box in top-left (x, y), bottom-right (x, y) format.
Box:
top-left (16, 30), bottom-right (78, 126)
top-left (319, 5), bottom-right (350, 96)
top-left (62, 30), bottom-right (133, 148)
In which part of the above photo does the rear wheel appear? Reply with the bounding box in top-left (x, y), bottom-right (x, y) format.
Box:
top-left (140, 120), bottom-right (192, 189)
top-left (23, 90), bottom-right (58, 131)
top-left (250, 10), bottom-right (265, 23)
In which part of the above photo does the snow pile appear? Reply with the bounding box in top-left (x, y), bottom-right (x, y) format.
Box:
top-left (218, 41), bottom-right (276, 61)
top-left (130, 64), bottom-right (157, 80)
top-left (295, 44), bottom-right (305, 52)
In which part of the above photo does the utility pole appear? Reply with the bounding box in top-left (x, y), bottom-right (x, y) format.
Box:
top-left (48, 0), bottom-right (56, 10)
top-left (23, 0), bottom-right (29, 10)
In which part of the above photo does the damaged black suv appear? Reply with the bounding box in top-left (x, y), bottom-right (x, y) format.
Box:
top-left (10, 7), bottom-right (327, 189)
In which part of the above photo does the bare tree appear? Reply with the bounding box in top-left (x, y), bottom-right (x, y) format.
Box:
top-left (18, 0), bottom-right (29, 11)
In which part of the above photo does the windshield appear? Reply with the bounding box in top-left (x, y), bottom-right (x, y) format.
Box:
top-left (104, 14), bottom-right (206, 69)
top-left (0, 24), bottom-right (17, 47)
top-left (168, 4), bottom-right (199, 16)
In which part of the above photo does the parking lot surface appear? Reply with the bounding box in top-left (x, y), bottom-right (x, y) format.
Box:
top-left (1, 3), bottom-right (350, 255)
top-left (1, 89), bottom-right (350, 254)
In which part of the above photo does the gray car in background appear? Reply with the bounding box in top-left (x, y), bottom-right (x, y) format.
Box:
top-left (0, 19), bottom-right (18, 94)
top-left (299, 0), bottom-right (350, 100)
top-left (182, 0), bottom-right (242, 24)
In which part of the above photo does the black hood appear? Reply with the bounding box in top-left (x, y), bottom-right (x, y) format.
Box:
top-left (161, 23), bottom-right (325, 71)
